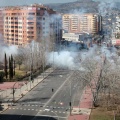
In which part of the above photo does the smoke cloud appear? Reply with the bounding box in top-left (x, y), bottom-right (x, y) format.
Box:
top-left (98, 1), bottom-right (116, 16)
top-left (0, 45), bottom-right (18, 62)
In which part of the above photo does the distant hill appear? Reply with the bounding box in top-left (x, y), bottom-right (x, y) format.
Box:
top-left (45, 0), bottom-right (100, 13)
top-left (45, 0), bottom-right (120, 14)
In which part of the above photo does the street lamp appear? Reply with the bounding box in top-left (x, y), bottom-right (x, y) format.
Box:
top-left (53, 43), bottom-right (55, 70)
top-left (12, 82), bottom-right (18, 102)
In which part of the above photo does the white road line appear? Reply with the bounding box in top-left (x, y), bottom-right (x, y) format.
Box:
top-left (32, 109), bottom-right (34, 110)
top-left (37, 114), bottom-right (67, 119)
top-left (55, 111), bottom-right (57, 112)
top-left (9, 108), bottom-right (11, 109)
top-left (28, 109), bottom-right (30, 110)
top-left (63, 112), bottom-right (65, 113)
top-left (16, 108), bottom-right (18, 109)
top-left (43, 72), bottom-right (74, 108)
top-left (13, 108), bottom-right (15, 109)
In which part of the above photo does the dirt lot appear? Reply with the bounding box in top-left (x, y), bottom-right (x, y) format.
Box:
top-left (89, 107), bottom-right (114, 120)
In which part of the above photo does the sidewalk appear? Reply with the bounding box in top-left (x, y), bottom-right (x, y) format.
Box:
top-left (0, 68), bottom-right (54, 113)
top-left (68, 64), bottom-right (102, 120)
top-left (68, 85), bottom-right (93, 120)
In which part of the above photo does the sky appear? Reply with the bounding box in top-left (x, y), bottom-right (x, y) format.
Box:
top-left (0, 0), bottom-right (119, 6)
top-left (0, 0), bottom-right (75, 6)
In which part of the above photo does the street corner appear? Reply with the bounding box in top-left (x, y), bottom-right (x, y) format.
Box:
top-left (68, 113), bottom-right (89, 120)
top-left (0, 103), bottom-right (9, 113)
top-left (71, 108), bottom-right (91, 115)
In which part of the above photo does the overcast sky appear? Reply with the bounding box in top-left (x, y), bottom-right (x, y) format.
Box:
top-left (0, 0), bottom-right (76, 6)
top-left (0, 0), bottom-right (119, 6)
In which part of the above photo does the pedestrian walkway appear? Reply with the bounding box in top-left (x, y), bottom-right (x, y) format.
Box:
top-left (68, 63), bottom-right (102, 120)
top-left (68, 85), bottom-right (93, 120)
top-left (0, 68), bottom-right (54, 113)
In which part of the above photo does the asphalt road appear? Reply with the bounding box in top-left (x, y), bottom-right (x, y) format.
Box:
top-left (0, 69), bottom-right (84, 120)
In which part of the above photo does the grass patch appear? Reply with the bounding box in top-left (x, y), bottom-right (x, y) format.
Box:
top-left (90, 107), bottom-right (114, 120)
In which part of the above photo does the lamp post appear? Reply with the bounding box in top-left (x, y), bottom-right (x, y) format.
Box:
top-left (13, 82), bottom-right (18, 102)
top-left (53, 43), bottom-right (55, 70)
top-left (69, 78), bottom-right (72, 115)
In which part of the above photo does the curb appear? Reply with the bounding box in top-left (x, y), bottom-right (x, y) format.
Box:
top-left (0, 68), bottom-right (54, 114)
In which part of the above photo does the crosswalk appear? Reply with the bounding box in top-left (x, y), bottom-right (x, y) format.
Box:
top-left (8, 107), bottom-right (68, 114)
top-left (9, 103), bottom-right (70, 110)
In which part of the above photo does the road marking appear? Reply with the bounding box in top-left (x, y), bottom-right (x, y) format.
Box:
top-left (63, 112), bottom-right (65, 113)
top-left (55, 111), bottom-right (57, 112)
top-left (20, 108), bottom-right (22, 110)
top-left (13, 108), bottom-right (15, 109)
top-left (24, 109), bottom-right (26, 110)
top-left (28, 109), bottom-right (30, 110)
top-left (16, 108), bottom-right (18, 109)
top-left (32, 109), bottom-right (34, 110)
top-left (36, 114), bottom-right (67, 119)
top-left (9, 108), bottom-right (11, 109)
top-left (43, 72), bottom-right (74, 109)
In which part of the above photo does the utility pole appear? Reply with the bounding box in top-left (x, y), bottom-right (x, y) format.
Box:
top-left (13, 82), bottom-right (17, 102)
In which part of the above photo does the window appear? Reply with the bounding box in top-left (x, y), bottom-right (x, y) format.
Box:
top-left (28, 12), bottom-right (35, 15)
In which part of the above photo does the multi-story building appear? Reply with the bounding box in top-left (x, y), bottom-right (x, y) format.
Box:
top-left (2, 4), bottom-right (62, 46)
top-left (111, 15), bottom-right (120, 46)
top-left (0, 8), bottom-right (4, 38)
top-left (62, 13), bottom-right (101, 34)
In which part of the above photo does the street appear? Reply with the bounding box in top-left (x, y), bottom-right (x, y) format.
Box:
top-left (0, 69), bottom-right (84, 120)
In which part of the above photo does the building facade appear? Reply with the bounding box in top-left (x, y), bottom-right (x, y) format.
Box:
top-left (2, 4), bottom-right (62, 46)
top-left (62, 13), bottom-right (101, 34)
top-left (111, 15), bottom-right (120, 46)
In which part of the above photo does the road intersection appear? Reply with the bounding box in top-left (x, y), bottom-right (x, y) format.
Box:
top-left (0, 69), bottom-right (84, 120)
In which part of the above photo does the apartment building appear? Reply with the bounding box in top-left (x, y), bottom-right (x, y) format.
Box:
top-left (0, 9), bottom-right (4, 37)
top-left (3, 4), bottom-right (62, 46)
top-left (62, 14), bottom-right (101, 34)
top-left (111, 15), bottom-right (120, 46)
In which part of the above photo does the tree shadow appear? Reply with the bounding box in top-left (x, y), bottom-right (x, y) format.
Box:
top-left (0, 114), bottom-right (57, 120)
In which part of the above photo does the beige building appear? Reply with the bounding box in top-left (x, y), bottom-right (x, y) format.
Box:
top-left (111, 16), bottom-right (120, 46)
top-left (2, 4), bottom-right (62, 46)
top-left (62, 14), bottom-right (101, 34)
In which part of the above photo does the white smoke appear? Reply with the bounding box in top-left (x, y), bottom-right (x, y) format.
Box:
top-left (47, 51), bottom-right (77, 70)
top-left (0, 45), bottom-right (18, 62)
top-left (46, 45), bottom-right (100, 70)
top-left (98, 1), bottom-right (116, 16)
top-left (69, 9), bottom-right (87, 14)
